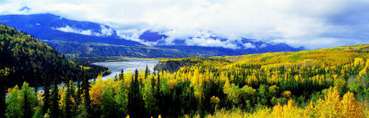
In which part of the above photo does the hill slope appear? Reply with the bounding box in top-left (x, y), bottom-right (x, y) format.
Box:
top-left (0, 24), bottom-right (82, 86)
top-left (156, 44), bottom-right (369, 96)
top-left (2, 43), bottom-right (369, 117)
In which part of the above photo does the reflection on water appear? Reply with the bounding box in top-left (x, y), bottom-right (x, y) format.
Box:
top-left (91, 59), bottom-right (159, 80)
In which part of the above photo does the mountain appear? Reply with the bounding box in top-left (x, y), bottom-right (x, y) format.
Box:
top-left (0, 13), bottom-right (303, 58)
top-left (0, 13), bottom-right (141, 46)
top-left (0, 24), bottom-right (83, 86)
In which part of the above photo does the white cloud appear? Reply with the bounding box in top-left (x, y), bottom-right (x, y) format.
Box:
top-left (53, 25), bottom-right (92, 36)
top-left (1, 0), bottom-right (369, 49)
top-left (185, 37), bottom-right (239, 49)
top-left (98, 25), bottom-right (113, 36)
top-left (53, 25), bottom-right (116, 37)
top-left (115, 29), bottom-right (159, 45)
top-left (243, 43), bottom-right (256, 49)
top-left (260, 44), bottom-right (267, 48)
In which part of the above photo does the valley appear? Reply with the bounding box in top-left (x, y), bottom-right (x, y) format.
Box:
top-left (2, 25), bottom-right (368, 117)
top-left (0, 3), bottom-right (367, 117)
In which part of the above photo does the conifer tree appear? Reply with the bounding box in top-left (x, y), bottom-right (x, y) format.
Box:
top-left (22, 88), bottom-right (31, 118)
top-left (65, 79), bottom-right (72, 118)
top-left (82, 69), bottom-right (92, 117)
top-left (51, 81), bottom-right (59, 118)
top-left (128, 69), bottom-right (146, 117)
top-left (75, 69), bottom-right (83, 113)
top-left (120, 69), bottom-right (124, 81)
top-left (145, 65), bottom-right (150, 79)
top-left (0, 75), bottom-right (5, 118)
top-left (42, 72), bottom-right (50, 115)
top-left (19, 82), bottom-right (37, 118)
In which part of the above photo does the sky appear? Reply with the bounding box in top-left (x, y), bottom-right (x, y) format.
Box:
top-left (0, 0), bottom-right (368, 49)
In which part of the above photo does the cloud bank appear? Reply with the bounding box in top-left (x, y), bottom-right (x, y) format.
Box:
top-left (1, 0), bottom-right (369, 49)
top-left (53, 25), bottom-right (114, 37)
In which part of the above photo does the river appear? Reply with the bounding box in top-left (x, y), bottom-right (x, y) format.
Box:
top-left (35, 59), bottom-right (159, 91)
top-left (91, 59), bottom-right (159, 80)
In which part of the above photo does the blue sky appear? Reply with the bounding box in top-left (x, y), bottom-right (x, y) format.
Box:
top-left (0, 0), bottom-right (368, 49)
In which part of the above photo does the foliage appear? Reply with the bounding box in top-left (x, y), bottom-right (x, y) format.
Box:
top-left (6, 82), bottom-right (37, 118)
top-left (0, 24), bottom-right (83, 87)
top-left (4, 42), bottom-right (369, 117)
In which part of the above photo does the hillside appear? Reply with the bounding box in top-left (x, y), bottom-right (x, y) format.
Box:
top-left (152, 44), bottom-right (369, 116)
top-left (0, 24), bottom-right (83, 87)
top-left (3, 44), bottom-right (369, 117)
top-left (1, 21), bottom-right (368, 117)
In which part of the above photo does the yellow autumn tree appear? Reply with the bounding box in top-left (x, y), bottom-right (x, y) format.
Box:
top-left (341, 92), bottom-right (362, 117)
top-left (89, 78), bottom-right (106, 108)
top-left (313, 87), bottom-right (363, 118)
top-left (270, 99), bottom-right (305, 118)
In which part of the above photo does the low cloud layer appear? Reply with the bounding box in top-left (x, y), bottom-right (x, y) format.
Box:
top-left (1, 0), bottom-right (369, 49)
top-left (53, 25), bottom-right (114, 37)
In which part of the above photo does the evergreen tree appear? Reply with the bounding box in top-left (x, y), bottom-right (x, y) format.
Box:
top-left (82, 69), bottom-right (92, 117)
top-left (42, 72), bottom-right (51, 114)
top-left (19, 82), bottom-right (37, 118)
top-left (22, 85), bottom-right (31, 118)
top-left (0, 75), bottom-right (5, 118)
top-left (120, 69), bottom-right (124, 81)
top-left (65, 80), bottom-right (72, 118)
top-left (75, 69), bottom-right (83, 114)
top-left (155, 73), bottom-right (162, 115)
top-left (51, 81), bottom-right (59, 118)
top-left (128, 69), bottom-right (146, 117)
top-left (0, 68), bottom-right (10, 118)
top-left (145, 65), bottom-right (150, 79)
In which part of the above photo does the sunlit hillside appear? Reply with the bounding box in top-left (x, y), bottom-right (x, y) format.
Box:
top-left (4, 44), bottom-right (369, 117)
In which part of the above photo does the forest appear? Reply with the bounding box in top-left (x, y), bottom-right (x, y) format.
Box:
top-left (0, 24), bottom-right (107, 87)
top-left (2, 41), bottom-right (369, 117)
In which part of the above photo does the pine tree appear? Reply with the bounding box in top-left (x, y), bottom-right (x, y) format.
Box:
top-left (0, 68), bottom-right (10, 118)
top-left (42, 72), bottom-right (51, 114)
top-left (0, 75), bottom-right (5, 118)
top-left (51, 81), bottom-right (59, 118)
top-left (82, 69), bottom-right (92, 117)
top-left (19, 82), bottom-right (37, 118)
top-left (65, 80), bottom-right (72, 118)
top-left (75, 69), bottom-right (83, 114)
top-left (128, 69), bottom-right (146, 117)
top-left (22, 85), bottom-right (31, 118)
top-left (145, 65), bottom-right (150, 79)
top-left (120, 69), bottom-right (124, 81)
top-left (155, 73), bottom-right (162, 115)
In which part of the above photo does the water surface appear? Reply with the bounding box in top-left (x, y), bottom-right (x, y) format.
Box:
top-left (91, 59), bottom-right (159, 80)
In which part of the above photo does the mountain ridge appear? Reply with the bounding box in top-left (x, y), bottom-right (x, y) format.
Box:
top-left (0, 13), bottom-right (304, 58)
